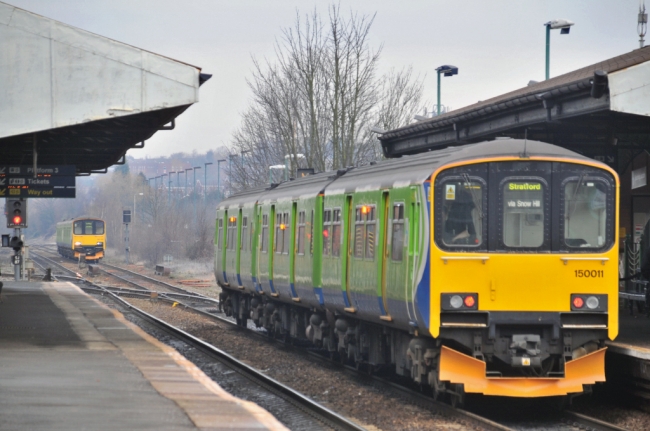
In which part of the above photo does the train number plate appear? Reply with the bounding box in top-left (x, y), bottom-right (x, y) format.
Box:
top-left (574, 270), bottom-right (604, 278)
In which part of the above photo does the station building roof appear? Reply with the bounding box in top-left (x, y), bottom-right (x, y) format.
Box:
top-left (378, 46), bottom-right (650, 174)
top-left (0, 2), bottom-right (209, 175)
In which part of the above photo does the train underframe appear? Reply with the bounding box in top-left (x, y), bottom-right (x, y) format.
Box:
top-left (57, 246), bottom-right (104, 263)
top-left (219, 289), bottom-right (607, 405)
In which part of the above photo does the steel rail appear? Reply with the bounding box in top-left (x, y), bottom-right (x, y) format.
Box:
top-left (562, 411), bottom-right (629, 431)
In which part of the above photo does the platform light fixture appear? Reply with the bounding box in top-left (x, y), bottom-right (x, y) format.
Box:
top-left (545, 19), bottom-right (574, 80)
top-left (436, 65), bottom-right (458, 116)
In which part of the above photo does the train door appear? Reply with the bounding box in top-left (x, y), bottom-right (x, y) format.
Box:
top-left (343, 195), bottom-right (355, 311)
top-left (290, 201), bottom-right (298, 299)
top-left (379, 190), bottom-right (391, 320)
top-left (236, 208), bottom-right (243, 287)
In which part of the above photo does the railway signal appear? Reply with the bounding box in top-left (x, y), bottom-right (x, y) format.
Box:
top-left (6, 198), bottom-right (27, 228)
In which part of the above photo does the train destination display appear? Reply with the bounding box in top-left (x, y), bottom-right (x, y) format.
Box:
top-left (0, 165), bottom-right (76, 198)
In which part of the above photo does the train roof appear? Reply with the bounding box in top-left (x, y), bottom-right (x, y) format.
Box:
top-left (216, 139), bottom-right (603, 207)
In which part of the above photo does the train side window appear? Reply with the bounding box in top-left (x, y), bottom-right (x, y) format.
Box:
top-left (275, 213), bottom-right (282, 253)
top-left (503, 180), bottom-right (544, 248)
top-left (241, 217), bottom-right (248, 251)
top-left (282, 213), bottom-right (291, 254)
top-left (217, 218), bottom-right (223, 250)
top-left (297, 211), bottom-right (305, 255)
top-left (323, 209), bottom-right (332, 256)
top-left (227, 216), bottom-right (237, 250)
top-left (354, 208), bottom-right (364, 258)
top-left (95, 221), bottom-right (105, 235)
top-left (74, 221), bottom-right (83, 235)
top-left (391, 203), bottom-right (405, 261)
top-left (365, 206), bottom-right (376, 260)
top-left (261, 214), bottom-right (269, 253)
top-left (563, 179), bottom-right (608, 249)
top-left (332, 209), bottom-right (341, 257)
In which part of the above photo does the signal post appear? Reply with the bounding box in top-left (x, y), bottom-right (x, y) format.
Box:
top-left (4, 198), bottom-right (26, 281)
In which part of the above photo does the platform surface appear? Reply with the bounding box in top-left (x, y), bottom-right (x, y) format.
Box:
top-left (606, 309), bottom-right (650, 360)
top-left (0, 281), bottom-right (287, 431)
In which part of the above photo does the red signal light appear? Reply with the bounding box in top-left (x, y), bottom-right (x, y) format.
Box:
top-left (323, 230), bottom-right (329, 238)
top-left (12, 216), bottom-right (22, 225)
top-left (464, 295), bottom-right (475, 308)
top-left (572, 296), bottom-right (584, 308)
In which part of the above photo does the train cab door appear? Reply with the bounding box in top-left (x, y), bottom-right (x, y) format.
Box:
top-left (343, 195), bottom-right (355, 311)
top-left (289, 201), bottom-right (298, 299)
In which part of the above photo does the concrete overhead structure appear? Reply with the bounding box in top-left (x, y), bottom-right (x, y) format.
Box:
top-left (0, 1), bottom-right (210, 174)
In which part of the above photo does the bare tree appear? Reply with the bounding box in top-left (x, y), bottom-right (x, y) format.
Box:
top-left (228, 5), bottom-right (426, 192)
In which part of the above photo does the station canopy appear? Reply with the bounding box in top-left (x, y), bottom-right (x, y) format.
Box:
top-left (379, 46), bottom-right (650, 174)
top-left (0, 2), bottom-right (209, 175)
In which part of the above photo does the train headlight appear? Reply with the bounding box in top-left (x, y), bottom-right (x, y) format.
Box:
top-left (571, 294), bottom-right (607, 312)
top-left (97, 242), bottom-right (103, 246)
top-left (74, 242), bottom-right (82, 246)
top-left (442, 293), bottom-right (478, 311)
top-left (586, 296), bottom-right (600, 310)
top-left (450, 295), bottom-right (463, 309)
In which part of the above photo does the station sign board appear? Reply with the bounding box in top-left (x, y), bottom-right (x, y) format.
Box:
top-left (0, 165), bottom-right (76, 198)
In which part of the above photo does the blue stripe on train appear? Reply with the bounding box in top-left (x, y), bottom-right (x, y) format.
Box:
top-left (313, 287), bottom-right (324, 306)
top-left (237, 274), bottom-right (242, 286)
top-left (223, 271), bottom-right (228, 283)
top-left (290, 282), bottom-right (298, 298)
top-left (269, 279), bottom-right (276, 293)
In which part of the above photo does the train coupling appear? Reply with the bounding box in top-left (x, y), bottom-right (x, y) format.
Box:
top-left (509, 334), bottom-right (542, 368)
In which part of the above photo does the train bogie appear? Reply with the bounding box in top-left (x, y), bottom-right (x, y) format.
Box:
top-left (214, 139), bottom-right (619, 401)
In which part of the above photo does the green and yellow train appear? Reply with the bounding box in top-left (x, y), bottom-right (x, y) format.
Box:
top-left (214, 139), bottom-right (618, 403)
top-left (56, 217), bottom-right (106, 262)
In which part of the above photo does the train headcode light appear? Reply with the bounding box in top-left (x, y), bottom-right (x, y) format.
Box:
top-left (5, 198), bottom-right (27, 228)
top-left (123, 209), bottom-right (132, 224)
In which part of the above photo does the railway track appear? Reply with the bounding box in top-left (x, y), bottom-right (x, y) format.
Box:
top-left (30, 250), bottom-right (630, 430)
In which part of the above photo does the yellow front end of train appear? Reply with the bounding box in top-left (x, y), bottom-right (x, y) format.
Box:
top-left (429, 155), bottom-right (619, 398)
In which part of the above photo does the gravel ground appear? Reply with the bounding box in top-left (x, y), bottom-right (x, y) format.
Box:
top-left (570, 389), bottom-right (650, 430)
top-left (124, 298), bottom-right (467, 431)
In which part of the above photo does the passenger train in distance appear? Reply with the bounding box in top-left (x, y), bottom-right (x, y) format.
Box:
top-left (56, 217), bottom-right (106, 263)
top-left (214, 138), bottom-right (618, 405)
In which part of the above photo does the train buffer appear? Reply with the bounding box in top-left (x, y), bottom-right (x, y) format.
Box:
top-left (154, 265), bottom-right (171, 277)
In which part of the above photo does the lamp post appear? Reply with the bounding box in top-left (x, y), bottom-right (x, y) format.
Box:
top-left (435, 65), bottom-right (458, 116)
top-left (176, 171), bottom-right (181, 199)
top-left (544, 19), bottom-right (574, 80)
top-left (169, 171), bottom-right (175, 201)
top-left (228, 154), bottom-right (237, 197)
top-left (217, 159), bottom-right (226, 202)
top-left (193, 166), bottom-right (201, 224)
top-left (204, 162), bottom-right (213, 201)
top-left (185, 169), bottom-right (191, 197)
top-left (240, 150), bottom-right (251, 188)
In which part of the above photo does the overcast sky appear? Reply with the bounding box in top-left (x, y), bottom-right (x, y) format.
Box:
top-left (7, 0), bottom-right (646, 159)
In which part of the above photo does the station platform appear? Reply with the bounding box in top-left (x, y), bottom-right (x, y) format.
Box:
top-left (0, 280), bottom-right (287, 431)
top-left (607, 311), bottom-right (650, 360)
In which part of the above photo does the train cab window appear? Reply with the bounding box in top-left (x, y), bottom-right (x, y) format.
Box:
top-left (241, 217), bottom-right (248, 251)
top-left (217, 219), bottom-right (223, 250)
top-left (74, 221), bottom-right (83, 235)
top-left (94, 221), bottom-right (105, 234)
top-left (323, 209), bottom-right (332, 256)
top-left (297, 211), bottom-right (306, 255)
top-left (332, 209), bottom-right (342, 257)
top-left (261, 214), bottom-right (269, 253)
top-left (391, 203), bottom-right (405, 261)
top-left (503, 181), bottom-right (544, 248)
top-left (563, 179), bottom-right (609, 249)
top-left (441, 180), bottom-right (483, 247)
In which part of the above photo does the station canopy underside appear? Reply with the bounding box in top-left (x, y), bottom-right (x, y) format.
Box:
top-left (0, 2), bottom-right (208, 175)
top-left (379, 46), bottom-right (650, 175)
